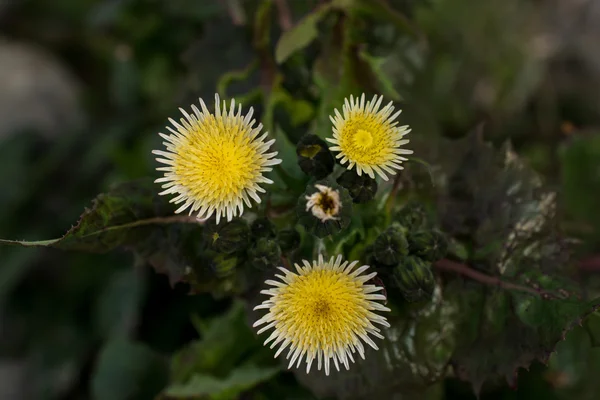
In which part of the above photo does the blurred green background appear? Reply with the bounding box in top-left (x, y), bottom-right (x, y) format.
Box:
top-left (1, 0), bottom-right (600, 399)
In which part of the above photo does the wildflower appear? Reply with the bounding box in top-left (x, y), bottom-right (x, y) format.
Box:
top-left (152, 94), bottom-right (282, 223)
top-left (297, 180), bottom-right (352, 238)
top-left (305, 184), bottom-right (342, 222)
top-left (326, 94), bottom-right (413, 181)
top-left (253, 255), bottom-right (390, 375)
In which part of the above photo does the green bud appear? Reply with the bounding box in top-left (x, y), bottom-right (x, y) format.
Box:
top-left (392, 256), bottom-right (435, 302)
top-left (407, 230), bottom-right (448, 262)
top-left (297, 179), bottom-right (353, 238)
top-left (394, 201), bottom-right (428, 231)
top-left (209, 254), bottom-right (238, 278)
top-left (373, 225), bottom-right (409, 266)
top-left (296, 134), bottom-right (335, 179)
top-left (251, 217), bottom-right (276, 239)
top-left (336, 169), bottom-right (378, 203)
top-left (203, 218), bottom-right (250, 254)
top-left (278, 228), bottom-right (301, 255)
top-left (248, 238), bottom-right (282, 270)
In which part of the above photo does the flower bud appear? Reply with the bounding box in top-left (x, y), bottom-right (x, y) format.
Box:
top-left (278, 228), bottom-right (301, 255)
top-left (392, 256), bottom-right (435, 302)
top-left (251, 217), bottom-right (276, 239)
top-left (203, 218), bottom-right (250, 254)
top-left (373, 225), bottom-right (409, 266)
top-left (248, 237), bottom-right (282, 270)
top-left (336, 169), bottom-right (378, 203)
top-left (297, 179), bottom-right (353, 238)
top-left (296, 134), bottom-right (335, 179)
top-left (394, 201), bottom-right (428, 231)
top-left (209, 253), bottom-right (238, 278)
top-left (407, 230), bottom-right (448, 262)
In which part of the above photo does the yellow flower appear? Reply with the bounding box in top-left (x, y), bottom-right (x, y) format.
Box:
top-left (253, 255), bottom-right (390, 375)
top-left (152, 94), bottom-right (282, 223)
top-left (326, 94), bottom-right (413, 181)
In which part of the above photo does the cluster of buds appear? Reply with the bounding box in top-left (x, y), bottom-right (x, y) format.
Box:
top-left (369, 203), bottom-right (448, 302)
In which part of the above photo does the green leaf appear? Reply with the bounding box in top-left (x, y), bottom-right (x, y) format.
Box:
top-left (448, 279), bottom-right (600, 395)
top-left (348, 0), bottom-right (423, 41)
top-left (274, 4), bottom-right (333, 64)
top-left (170, 301), bottom-right (270, 382)
top-left (92, 338), bottom-right (169, 400)
top-left (94, 268), bottom-right (145, 340)
top-left (439, 132), bottom-right (562, 275)
top-left (0, 179), bottom-right (197, 252)
top-left (216, 60), bottom-right (259, 97)
top-left (356, 48), bottom-right (402, 101)
top-left (560, 134), bottom-right (600, 245)
top-left (547, 323), bottom-right (600, 400)
top-left (165, 364), bottom-right (280, 400)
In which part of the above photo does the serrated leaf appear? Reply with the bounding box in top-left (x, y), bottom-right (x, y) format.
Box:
top-left (92, 338), bottom-right (169, 400)
top-left (0, 179), bottom-right (198, 253)
top-left (274, 4), bottom-right (333, 64)
top-left (547, 324), bottom-right (600, 400)
top-left (165, 364), bottom-right (280, 400)
top-left (448, 279), bottom-right (600, 395)
top-left (439, 131), bottom-right (564, 275)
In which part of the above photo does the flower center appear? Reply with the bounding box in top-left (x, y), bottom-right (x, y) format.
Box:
top-left (337, 112), bottom-right (397, 165)
top-left (353, 129), bottom-right (373, 149)
top-left (312, 298), bottom-right (332, 318)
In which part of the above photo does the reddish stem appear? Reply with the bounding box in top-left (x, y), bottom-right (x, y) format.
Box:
top-left (579, 256), bottom-right (600, 272)
top-left (434, 259), bottom-right (564, 299)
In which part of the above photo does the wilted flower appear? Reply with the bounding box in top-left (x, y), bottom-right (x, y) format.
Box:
top-left (297, 180), bottom-right (352, 238)
top-left (326, 94), bottom-right (413, 181)
top-left (305, 184), bottom-right (342, 222)
top-left (253, 255), bottom-right (390, 375)
top-left (153, 94), bottom-right (282, 224)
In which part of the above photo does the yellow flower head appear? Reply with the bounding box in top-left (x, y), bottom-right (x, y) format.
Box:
top-left (152, 94), bottom-right (282, 223)
top-left (326, 94), bottom-right (413, 181)
top-left (253, 255), bottom-right (390, 375)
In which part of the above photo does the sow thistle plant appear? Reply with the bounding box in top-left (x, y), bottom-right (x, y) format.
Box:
top-left (152, 92), bottom-right (449, 376)
top-left (0, 86), bottom-right (595, 398)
